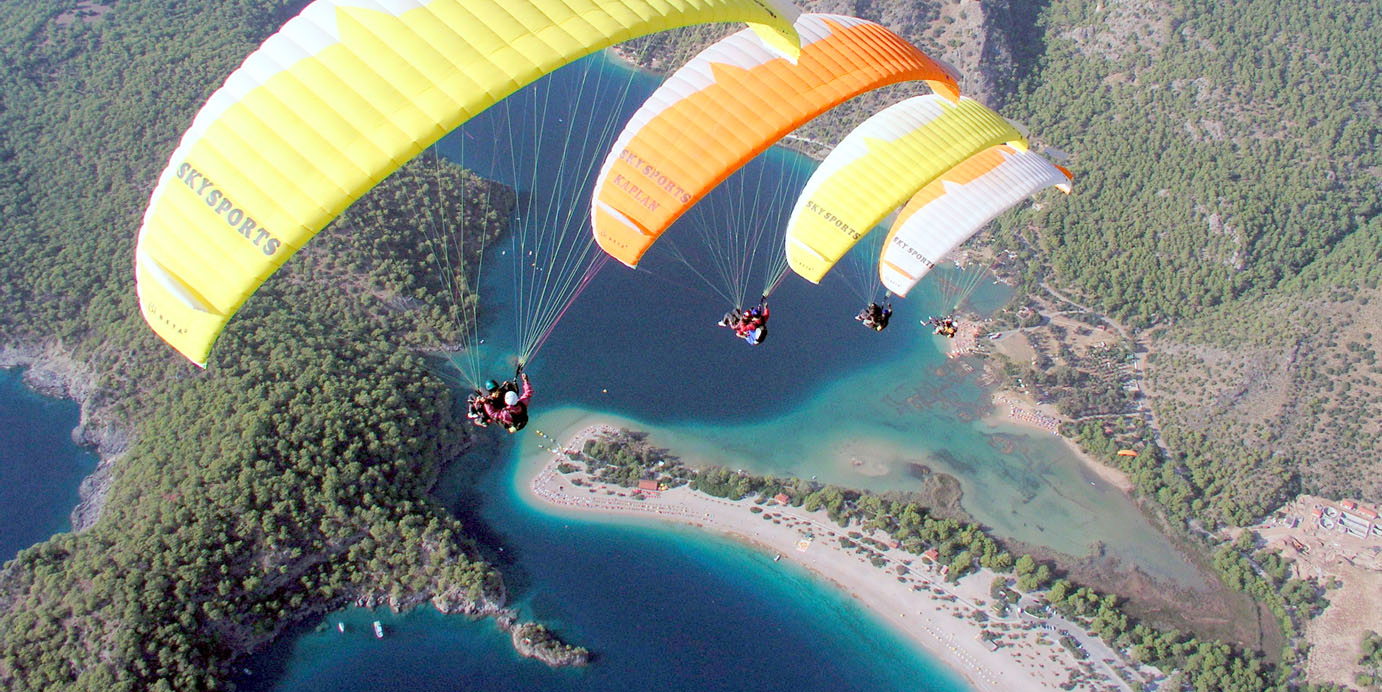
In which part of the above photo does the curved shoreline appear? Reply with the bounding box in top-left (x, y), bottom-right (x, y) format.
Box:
top-left (517, 412), bottom-right (1133, 692)
top-left (1, 342), bottom-right (127, 530)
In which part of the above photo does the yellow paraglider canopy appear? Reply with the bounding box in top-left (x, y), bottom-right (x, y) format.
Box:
top-left (136, 0), bottom-right (801, 366)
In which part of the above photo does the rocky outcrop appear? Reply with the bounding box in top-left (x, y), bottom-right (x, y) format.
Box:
top-left (351, 581), bottom-right (589, 667)
top-left (503, 621), bottom-right (591, 668)
top-left (352, 576), bottom-right (509, 619)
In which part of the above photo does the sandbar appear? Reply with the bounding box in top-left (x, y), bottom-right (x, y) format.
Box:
top-left (517, 411), bottom-right (1132, 692)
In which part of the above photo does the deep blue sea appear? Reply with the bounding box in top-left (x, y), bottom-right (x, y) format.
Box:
top-left (229, 50), bottom-right (1208, 692)
top-left (233, 52), bottom-right (978, 692)
top-left (0, 369), bottom-right (97, 564)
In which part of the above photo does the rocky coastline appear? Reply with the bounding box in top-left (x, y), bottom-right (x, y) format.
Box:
top-left (0, 339), bottom-right (592, 670)
top-left (0, 341), bottom-right (125, 531)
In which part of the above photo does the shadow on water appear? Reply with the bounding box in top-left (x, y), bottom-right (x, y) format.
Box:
top-left (433, 435), bottom-right (535, 589)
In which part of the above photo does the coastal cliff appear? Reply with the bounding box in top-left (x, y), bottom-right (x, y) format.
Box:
top-left (0, 342), bottom-right (125, 531)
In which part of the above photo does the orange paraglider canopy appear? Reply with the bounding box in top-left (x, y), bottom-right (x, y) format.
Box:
top-left (592, 14), bottom-right (959, 268)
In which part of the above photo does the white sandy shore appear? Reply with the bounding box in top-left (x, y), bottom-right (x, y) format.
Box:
top-left (978, 388), bottom-right (1135, 494)
top-left (517, 412), bottom-right (1131, 692)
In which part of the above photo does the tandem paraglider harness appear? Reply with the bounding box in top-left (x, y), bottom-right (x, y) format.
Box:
top-left (466, 368), bottom-right (532, 433)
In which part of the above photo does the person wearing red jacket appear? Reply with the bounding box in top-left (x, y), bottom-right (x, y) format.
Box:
top-left (717, 296), bottom-right (770, 345)
top-left (484, 369), bottom-right (532, 433)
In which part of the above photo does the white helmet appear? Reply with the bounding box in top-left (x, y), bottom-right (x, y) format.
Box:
top-left (504, 391), bottom-right (520, 406)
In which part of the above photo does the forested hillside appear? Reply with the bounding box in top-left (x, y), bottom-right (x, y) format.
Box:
top-left (616, 0), bottom-right (1382, 517)
top-left (0, 295), bottom-right (504, 690)
top-left (988, 0), bottom-right (1382, 515)
top-left (0, 2), bottom-right (516, 689)
top-left (1004, 0), bottom-right (1379, 325)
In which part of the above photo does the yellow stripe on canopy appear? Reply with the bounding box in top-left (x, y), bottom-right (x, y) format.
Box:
top-left (783, 96), bottom-right (1023, 284)
top-left (135, 0), bottom-right (801, 366)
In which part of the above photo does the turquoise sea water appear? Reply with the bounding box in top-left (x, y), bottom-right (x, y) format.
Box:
top-left (240, 441), bottom-right (969, 692)
top-left (0, 369), bottom-right (97, 563)
top-left (234, 50), bottom-right (1208, 691)
top-left (236, 53), bottom-right (976, 691)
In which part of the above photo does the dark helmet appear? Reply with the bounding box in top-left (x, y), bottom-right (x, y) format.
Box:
top-left (485, 379), bottom-right (500, 392)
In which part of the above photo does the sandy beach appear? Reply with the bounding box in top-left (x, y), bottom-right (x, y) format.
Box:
top-left (518, 412), bottom-right (1142, 692)
top-left (979, 387), bottom-right (1135, 494)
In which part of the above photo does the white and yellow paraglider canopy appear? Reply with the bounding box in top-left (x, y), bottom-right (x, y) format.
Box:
top-left (879, 145), bottom-right (1072, 297)
top-left (783, 96), bottom-right (1024, 284)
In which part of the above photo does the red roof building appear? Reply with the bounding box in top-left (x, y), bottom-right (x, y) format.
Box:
top-left (637, 479), bottom-right (659, 492)
top-left (1358, 507), bottom-right (1379, 521)
top-left (922, 548), bottom-right (940, 562)
top-left (1342, 499), bottom-right (1358, 510)
top-left (773, 493), bottom-right (790, 505)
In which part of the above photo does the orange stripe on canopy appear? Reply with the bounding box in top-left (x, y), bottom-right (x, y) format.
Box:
top-left (893, 145), bottom-right (1017, 224)
top-left (592, 14), bottom-right (960, 268)
top-left (880, 259), bottom-right (916, 282)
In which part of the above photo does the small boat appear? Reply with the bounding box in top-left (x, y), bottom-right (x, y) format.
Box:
top-left (773, 554), bottom-right (782, 562)
top-left (337, 622), bottom-right (345, 633)
top-left (373, 621), bottom-right (384, 638)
